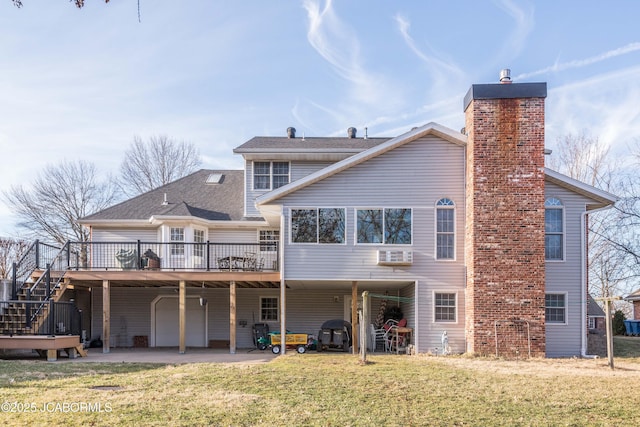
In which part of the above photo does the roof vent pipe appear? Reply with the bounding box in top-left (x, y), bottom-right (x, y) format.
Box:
top-left (364, 127), bottom-right (368, 139)
top-left (347, 127), bottom-right (357, 138)
top-left (287, 127), bottom-right (296, 138)
top-left (499, 68), bottom-right (511, 84)
top-left (162, 193), bottom-right (168, 206)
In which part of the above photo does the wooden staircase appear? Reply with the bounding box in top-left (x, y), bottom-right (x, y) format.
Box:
top-left (0, 275), bottom-right (69, 336)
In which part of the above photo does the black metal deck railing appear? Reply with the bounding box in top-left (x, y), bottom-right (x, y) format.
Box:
top-left (0, 300), bottom-right (81, 336)
top-left (66, 241), bottom-right (279, 272)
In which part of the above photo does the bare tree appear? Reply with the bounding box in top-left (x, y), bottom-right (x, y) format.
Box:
top-left (546, 132), bottom-right (613, 189)
top-left (0, 237), bottom-right (28, 279)
top-left (546, 132), bottom-right (638, 301)
top-left (118, 135), bottom-right (201, 197)
top-left (2, 160), bottom-right (118, 245)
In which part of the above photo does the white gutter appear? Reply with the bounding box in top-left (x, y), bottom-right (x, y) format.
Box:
top-left (580, 205), bottom-right (614, 358)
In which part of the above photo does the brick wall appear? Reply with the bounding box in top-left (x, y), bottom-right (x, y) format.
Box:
top-left (464, 82), bottom-right (547, 357)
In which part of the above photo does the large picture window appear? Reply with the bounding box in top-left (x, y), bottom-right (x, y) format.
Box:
top-left (253, 161), bottom-right (290, 190)
top-left (356, 208), bottom-right (412, 244)
top-left (436, 198), bottom-right (455, 260)
top-left (545, 293), bottom-right (566, 324)
top-left (545, 197), bottom-right (564, 261)
top-left (291, 208), bottom-right (345, 244)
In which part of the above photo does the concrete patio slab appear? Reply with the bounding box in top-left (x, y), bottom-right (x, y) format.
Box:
top-left (1, 347), bottom-right (279, 364)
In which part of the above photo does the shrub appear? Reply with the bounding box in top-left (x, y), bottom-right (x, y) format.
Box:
top-left (613, 310), bottom-right (626, 335)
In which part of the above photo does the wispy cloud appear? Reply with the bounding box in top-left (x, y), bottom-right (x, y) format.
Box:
top-left (494, 0), bottom-right (535, 58)
top-left (515, 42), bottom-right (640, 80)
top-left (546, 65), bottom-right (640, 152)
top-left (394, 14), bottom-right (464, 79)
top-left (303, 0), bottom-right (386, 106)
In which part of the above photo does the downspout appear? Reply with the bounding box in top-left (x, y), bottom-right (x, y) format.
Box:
top-left (580, 205), bottom-right (613, 358)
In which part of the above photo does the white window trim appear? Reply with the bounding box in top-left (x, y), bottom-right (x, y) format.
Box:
top-left (259, 296), bottom-right (280, 322)
top-left (289, 207), bottom-right (347, 245)
top-left (434, 198), bottom-right (456, 261)
top-left (433, 290), bottom-right (458, 324)
top-left (253, 161), bottom-right (290, 191)
top-left (354, 207), bottom-right (413, 246)
top-left (545, 197), bottom-right (566, 263)
top-left (169, 226), bottom-right (185, 257)
top-left (545, 292), bottom-right (568, 326)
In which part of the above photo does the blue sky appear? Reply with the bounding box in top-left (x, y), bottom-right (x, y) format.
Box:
top-left (1, 0), bottom-right (640, 237)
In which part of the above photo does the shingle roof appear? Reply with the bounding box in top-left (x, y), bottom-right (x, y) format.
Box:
top-left (587, 294), bottom-right (606, 317)
top-left (81, 169), bottom-right (246, 222)
top-left (233, 136), bottom-right (389, 153)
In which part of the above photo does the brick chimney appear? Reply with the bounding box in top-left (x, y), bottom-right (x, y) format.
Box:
top-left (463, 71), bottom-right (547, 357)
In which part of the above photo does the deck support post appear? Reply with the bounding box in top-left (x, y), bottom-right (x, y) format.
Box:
top-left (230, 280), bottom-right (236, 354)
top-left (102, 280), bottom-right (110, 354)
top-left (280, 279), bottom-right (286, 355)
top-left (352, 281), bottom-right (358, 354)
top-left (179, 280), bottom-right (186, 354)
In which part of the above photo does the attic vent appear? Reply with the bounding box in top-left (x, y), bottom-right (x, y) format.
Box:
top-left (287, 127), bottom-right (296, 138)
top-left (206, 173), bottom-right (223, 184)
top-left (347, 127), bottom-right (357, 138)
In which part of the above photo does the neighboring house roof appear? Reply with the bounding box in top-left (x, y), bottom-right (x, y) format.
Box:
top-left (80, 169), bottom-right (249, 225)
top-left (625, 289), bottom-right (640, 302)
top-left (255, 122), bottom-right (466, 206)
top-left (254, 121), bottom-right (617, 209)
top-left (587, 294), bottom-right (606, 318)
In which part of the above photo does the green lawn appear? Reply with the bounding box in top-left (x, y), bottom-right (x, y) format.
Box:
top-left (1, 339), bottom-right (639, 426)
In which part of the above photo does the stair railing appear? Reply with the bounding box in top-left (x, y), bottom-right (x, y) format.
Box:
top-left (26, 242), bottom-right (72, 325)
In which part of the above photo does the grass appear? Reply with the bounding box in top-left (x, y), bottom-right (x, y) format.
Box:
top-left (0, 339), bottom-right (639, 426)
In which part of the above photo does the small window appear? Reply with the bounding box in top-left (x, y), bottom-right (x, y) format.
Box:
top-left (436, 198), bottom-right (455, 260)
top-left (259, 230), bottom-right (279, 252)
top-left (588, 317), bottom-right (595, 330)
top-left (434, 292), bottom-right (456, 322)
top-left (194, 229), bottom-right (206, 258)
top-left (253, 161), bottom-right (290, 190)
top-left (260, 297), bottom-right (279, 322)
top-left (545, 198), bottom-right (564, 261)
top-left (545, 293), bottom-right (566, 324)
top-left (170, 227), bottom-right (185, 256)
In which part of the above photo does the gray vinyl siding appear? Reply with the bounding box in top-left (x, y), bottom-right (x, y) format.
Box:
top-left (275, 136), bottom-right (467, 353)
top-left (92, 228), bottom-right (158, 242)
top-left (245, 160), bottom-right (337, 217)
top-left (545, 181), bottom-right (590, 357)
top-left (279, 136), bottom-right (465, 281)
top-left (209, 229), bottom-right (257, 243)
top-left (90, 287), bottom-right (381, 348)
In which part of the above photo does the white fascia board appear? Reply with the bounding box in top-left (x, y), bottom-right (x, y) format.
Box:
top-left (544, 168), bottom-right (618, 209)
top-left (255, 122), bottom-right (467, 206)
top-left (149, 215), bottom-right (268, 228)
top-left (78, 219), bottom-right (153, 228)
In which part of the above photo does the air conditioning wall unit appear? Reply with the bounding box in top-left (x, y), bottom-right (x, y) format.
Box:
top-left (377, 250), bottom-right (413, 265)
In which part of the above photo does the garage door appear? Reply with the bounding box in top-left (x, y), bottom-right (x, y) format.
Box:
top-left (154, 297), bottom-right (207, 347)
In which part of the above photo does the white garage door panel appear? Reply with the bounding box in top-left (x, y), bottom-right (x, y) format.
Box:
top-left (154, 297), bottom-right (206, 347)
